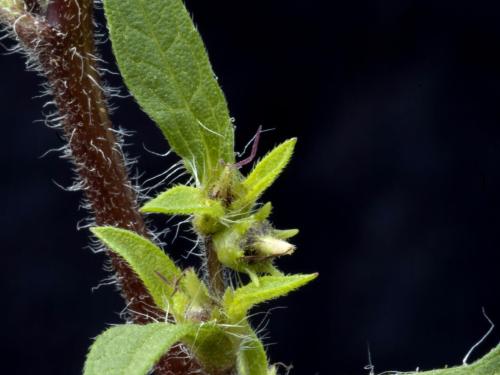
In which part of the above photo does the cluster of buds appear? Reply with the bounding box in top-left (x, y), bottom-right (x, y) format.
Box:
top-left (211, 206), bottom-right (298, 282)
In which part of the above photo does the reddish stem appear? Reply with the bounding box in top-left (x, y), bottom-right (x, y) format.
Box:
top-left (12, 0), bottom-right (202, 373)
top-left (34, 0), bottom-right (153, 322)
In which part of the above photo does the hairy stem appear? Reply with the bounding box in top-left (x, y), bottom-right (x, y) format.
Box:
top-left (4, 0), bottom-right (202, 373)
top-left (18, 0), bottom-right (154, 322)
top-left (205, 236), bottom-right (226, 297)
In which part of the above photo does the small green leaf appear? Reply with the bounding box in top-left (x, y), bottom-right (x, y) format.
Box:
top-left (253, 202), bottom-right (272, 222)
top-left (180, 268), bottom-right (211, 307)
top-left (91, 227), bottom-right (182, 310)
top-left (406, 345), bottom-right (500, 375)
top-left (84, 323), bottom-right (196, 375)
top-left (237, 139), bottom-right (297, 208)
top-left (237, 328), bottom-right (269, 375)
top-left (223, 273), bottom-right (318, 323)
top-left (141, 185), bottom-right (224, 217)
top-left (173, 268), bottom-right (213, 323)
top-left (273, 228), bottom-right (299, 240)
top-left (103, 0), bottom-right (234, 182)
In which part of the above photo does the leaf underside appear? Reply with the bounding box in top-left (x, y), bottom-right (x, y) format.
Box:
top-left (103, 0), bottom-right (235, 181)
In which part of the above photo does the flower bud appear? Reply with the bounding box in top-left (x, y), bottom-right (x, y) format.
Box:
top-left (253, 235), bottom-right (295, 257)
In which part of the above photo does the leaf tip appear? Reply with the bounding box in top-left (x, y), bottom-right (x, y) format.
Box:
top-left (299, 272), bottom-right (319, 285)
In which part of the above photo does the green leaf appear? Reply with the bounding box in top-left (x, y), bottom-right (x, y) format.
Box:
top-left (84, 323), bottom-right (196, 375)
top-left (237, 138), bottom-right (297, 208)
top-left (273, 228), bottom-right (299, 240)
top-left (91, 227), bottom-right (182, 310)
top-left (237, 327), bottom-right (269, 375)
top-left (223, 273), bottom-right (318, 323)
top-left (253, 202), bottom-right (272, 222)
top-left (85, 322), bottom-right (243, 375)
top-left (103, 0), bottom-right (234, 182)
top-left (406, 345), bottom-right (500, 375)
top-left (172, 268), bottom-right (213, 323)
top-left (141, 185), bottom-right (224, 217)
top-left (180, 268), bottom-right (211, 307)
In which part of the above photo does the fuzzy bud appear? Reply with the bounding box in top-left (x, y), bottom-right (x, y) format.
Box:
top-left (253, 235), bottom-right (295, 257)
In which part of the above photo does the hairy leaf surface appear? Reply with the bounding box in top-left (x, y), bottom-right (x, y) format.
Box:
top-left (141, 185), bottom-right (224, 217)
top-left (223, 273), bottom-right (318, 323)
top-left (91, 227), bottom-right (181, 310)
top-left (84, 323), bottom-right (196, 375)
top-left (104, 0), bottom-right (234, 182)
top-left (238, 138), bottom-right (297, 208)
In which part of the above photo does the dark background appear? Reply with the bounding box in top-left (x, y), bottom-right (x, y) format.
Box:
top-left (1, 0), bottom-right (500, 374)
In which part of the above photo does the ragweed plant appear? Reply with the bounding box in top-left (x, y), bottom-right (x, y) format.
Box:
top-left (0, 0), bottom-right (498, 374)
top-left (84, 0), bottom-right (318, 373)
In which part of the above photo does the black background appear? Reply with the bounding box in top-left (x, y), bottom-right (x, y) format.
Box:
top-left (1, 1), bottom-right (500, 374)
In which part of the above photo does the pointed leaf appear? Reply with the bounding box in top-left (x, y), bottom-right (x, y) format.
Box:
top-left (91, 227), bottom-right (182, 310)
top-left (238, 138), bottom-right (296, 208)
top-left (141, 185), bottom-right (224, 217)
top-left (180, 268), bottom-right (211, 307)
top-left (237, 327), bottom-right (269, 375)
top-left (253, 202), bottom-right (272, 222)
top-left (172, 268), bottom-right (212, 323)
top-left (273, 228), bottom-right (299, 240)
top-left (103, 0), bottom-right (234, 182)
top-left (84, 323), bottom-right (196, 375)
top-left (223, 273), bottom-right (318, 323)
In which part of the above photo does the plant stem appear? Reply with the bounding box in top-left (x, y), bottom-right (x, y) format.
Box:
top-left (205, 236), bottom-right (226, 297)
top-left (5, 1), bottom-right (203, 373)
top-left (18, 0), bottom-right (155, 322)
